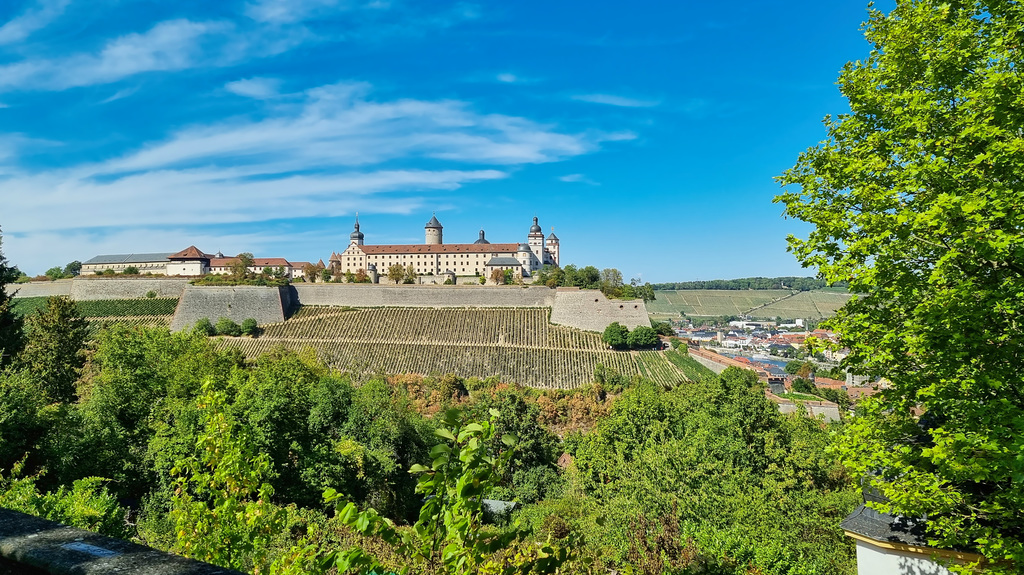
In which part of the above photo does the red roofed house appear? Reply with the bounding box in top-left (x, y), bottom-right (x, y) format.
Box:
top-left (166, 246), bottom-right (211, 276)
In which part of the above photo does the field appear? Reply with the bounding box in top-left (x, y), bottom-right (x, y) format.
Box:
top-left (221, 306), bottom-right (707, 389)
top-left (647, 289), bottom-right (853, 320)
top-left (11, 297), bottom-right (177, 331)
top-left (646, 290), bottom-right (795, 319)
top-left (750, 291), bottom-right (854, 320)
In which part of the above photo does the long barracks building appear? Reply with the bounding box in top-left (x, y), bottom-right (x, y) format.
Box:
top-left (328, 215), bottom-right (560, 279)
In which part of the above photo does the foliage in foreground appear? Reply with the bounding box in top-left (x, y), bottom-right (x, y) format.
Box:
top-left (776, 0), bottom-right (1024, 571)
top-left (0, 321), bottom-right (858, 574)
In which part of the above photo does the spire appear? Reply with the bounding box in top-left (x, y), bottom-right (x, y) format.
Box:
top-left (425, 212), bottom-right (443, 229)
top-left (529, 216), bottom-right (542, 235)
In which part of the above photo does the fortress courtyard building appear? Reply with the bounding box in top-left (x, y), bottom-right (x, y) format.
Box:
top-left (328, 215), bottom-right (560, 281)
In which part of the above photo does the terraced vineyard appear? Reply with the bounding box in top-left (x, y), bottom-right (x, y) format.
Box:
top-left (748, 290), bottom-right (853, 320)
top-left (221, 306), bottom-right (697, 389)
top-left (10, 296), bottom-right (176, 333)
top-left (646, 289), bottom-right (795, 319)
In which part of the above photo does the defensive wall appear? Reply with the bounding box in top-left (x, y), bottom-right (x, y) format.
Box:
top-left (169, 286), bottom-right (288, 331)
top-left (549, 288), bottom-right (649, 332)
top-left (290, 283), bottom-right (556, 308)
top-left (0, 507), bottom-right (241, 575)
top-left (6, 278), bottom-right (189, 300)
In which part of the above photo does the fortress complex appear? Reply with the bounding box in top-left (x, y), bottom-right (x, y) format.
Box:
top-left (328, 215), bottom-right (560, 280)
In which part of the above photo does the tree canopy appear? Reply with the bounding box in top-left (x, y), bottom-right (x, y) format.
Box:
top-left (776, 1), bottom-right (1024, 569)
top-left (0, 226), bottom-right (23, 367)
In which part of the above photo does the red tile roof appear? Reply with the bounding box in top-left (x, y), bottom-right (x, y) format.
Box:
top-left (356, 243), bottom-right (519, 255)
top-left (168, 245), bottom-right (209, 260)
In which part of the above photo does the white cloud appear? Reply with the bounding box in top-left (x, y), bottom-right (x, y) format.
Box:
top-left (0, 19), bottom-right (229, 92)
top-left (1, 82), bottom-right (625, 244)
top-left (559, 173), bottom-right (598, 185)
top-left (99, 87), bottom-right (139, 104)
top-left (225, 77), bottom-right (281, 99)
top-left (0, 0), bottom-right (70, 45)
top-left (496, 73), bottom-right (517, 83)
top-left (571, 93), bottom-right (660, 108)
top-left (245, 0), bottom-right (350, 24)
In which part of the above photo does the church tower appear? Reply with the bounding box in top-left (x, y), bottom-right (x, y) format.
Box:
top-left (425, 213), bottom-right (443, 245)
top-left (349, 214), bottom-right (364, 246)
top-left (527, 216), bottom-right (544, 271)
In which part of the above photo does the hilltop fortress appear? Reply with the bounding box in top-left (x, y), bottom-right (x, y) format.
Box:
top-left (328, 215), bottom-right (560, 282)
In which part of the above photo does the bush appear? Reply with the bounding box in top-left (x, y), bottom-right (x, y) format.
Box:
top-left (145, 290), bottom-right (157, 299)
top-left (627, 326), bottom-right (659, 349)
top-left (215, 317), bottom-right (242, 337)
top-left (241, 318), bottom-right (258, 336)
top-left (194, 318), bottom-right (216, 336)
top-left (602, 322), bottom-right (629, 349)
top-left (791, 378), bottom-right (815, 394)
top-left (443, 278), bottom-right (454, 285)
top-left (123, 266), bottom-right (139, 275)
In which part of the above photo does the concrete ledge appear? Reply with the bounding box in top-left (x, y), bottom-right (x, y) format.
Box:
top-left (0, 507), bottom-right (242, 575)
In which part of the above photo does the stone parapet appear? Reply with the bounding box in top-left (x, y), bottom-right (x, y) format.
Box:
top-left (3, 281), bottom-right (72, 298)
top-left (291, 284), bottom-right (556, 308)
top-left (0, 507), bottom-right (241, 575)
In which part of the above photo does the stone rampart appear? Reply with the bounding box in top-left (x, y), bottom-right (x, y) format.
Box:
top-left (70, 278), bottom-right (190, 300)
top-left (170, 286), bottom-right (286, 331)
top-left (3, 281), bottom-right (72, 298)
top-left (548, 289), bottom-right (649, 332)
top-left (291, 284), bottom-right (556, 308)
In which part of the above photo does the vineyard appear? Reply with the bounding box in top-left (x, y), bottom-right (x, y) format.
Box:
top-left (220, 306), bottom-right (702, 389)
top-left (646, 289), bottom-right (853, 320)
top-left (12, 296), bottom-right (179, 317)
top-left (748, 291), bottom-right (853, 320)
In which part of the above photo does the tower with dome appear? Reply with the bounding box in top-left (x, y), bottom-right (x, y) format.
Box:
top-left (327, 214), bottom-right (560, 283)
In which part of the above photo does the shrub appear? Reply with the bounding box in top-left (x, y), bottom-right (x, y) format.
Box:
top-left (443, 278), bottom-right (454, 285)
top-left (478, 276), bottom-right (486, 285)
top-left (123, 266), bottom-right (139, 275)
top-left (103, 269), bottom-right (116, 276)
top-left (145, 290), bottom-right (157, 299)
top-left (215, 317), bottom-right (242, 337)
top-left (194, 318), bottom-right (216, 336)
top-left (627, 326), bottom-right (659, 349)
top-left (241, 318), bottom-right (258, 336)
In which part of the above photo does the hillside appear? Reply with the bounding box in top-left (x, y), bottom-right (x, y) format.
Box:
top-left (648, 289), bottom-right (853, 320)
top-left (11, 296), bottom-right (176, 331)
top-left (220, 306), bottom-right (706, 388)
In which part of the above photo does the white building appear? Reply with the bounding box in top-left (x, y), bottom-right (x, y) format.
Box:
top-left (328, 215), bottom-right (560, 281)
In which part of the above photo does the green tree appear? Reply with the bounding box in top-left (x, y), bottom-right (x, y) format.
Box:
top-left (790, 378), bottom-right (815, 395)
top-left (123, 266), bottom-right (139, 275)
top-left (232, 253), bottom-right (254, 279)
top-left (19, 296), bottom-right (89, 403)
top-left (404, 264), bottom-right (417, 284)
top-left (388, 264), bottom-right (406, 284)
top-left (215, 317), bottom-right (241, 337)
top-left (626, 325), bottom-right (658, 349)
top-left (63, 261), bottom-right (81, 277)
top-left (0, 226), bottom-right (23, 367)
top-left (240, 318), bottom-right (258, 336)
top-left (45, 266), bottom-right (65, 281)
top-left (775, 1), bottom-right (1024, 568)
top-left (602, 322), bottom-right (629, 349)
top-left (194, 317), bottom-right (216, 336)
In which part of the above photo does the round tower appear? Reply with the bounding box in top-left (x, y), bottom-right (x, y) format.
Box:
top-left (349, 214), bottom-right (364, 245)
top-left (425, 213), bottom-right (443, 245)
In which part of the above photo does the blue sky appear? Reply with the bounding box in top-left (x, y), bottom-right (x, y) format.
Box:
top-left (0, 0), bottom-right (888, 281)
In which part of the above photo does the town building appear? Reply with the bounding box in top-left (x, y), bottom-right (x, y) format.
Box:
top-left (328, 214), bottom-right (560, 282)
top-left (82, 247), bottom-right (309, 280)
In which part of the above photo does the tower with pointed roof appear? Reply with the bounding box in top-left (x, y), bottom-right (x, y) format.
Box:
top-left (425, 213), bottom-right (443, 245)
top-left (546, 229), bottom-right (560, 267)
top-left (350, 214), bottom-right (365, 246)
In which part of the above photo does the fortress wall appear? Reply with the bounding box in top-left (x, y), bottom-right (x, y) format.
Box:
top-left (549, 289), bottom-right (650, 332)
top-left (69, 278), bottom-right (189, 300)
top-left (4, 281), bottom-right (73, 298)
top-left (170, 285), bottom-right (286, 331)
top-left (291, 284), bottom-right (556, 308)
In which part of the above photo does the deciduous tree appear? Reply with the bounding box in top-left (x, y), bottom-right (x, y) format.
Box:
top-left (0, 227), bottom-right (23, 367)
top-left (602, 322), bottom-right (629, 349)
top-left (775, 1), bottom-right (1024, 568)
top-left (388, 264), bottom-right (405, 284)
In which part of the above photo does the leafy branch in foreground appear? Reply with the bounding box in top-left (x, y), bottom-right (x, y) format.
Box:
top-left (324, 408), bottom-right (579, 575)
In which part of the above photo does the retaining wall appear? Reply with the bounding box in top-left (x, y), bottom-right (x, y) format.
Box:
top-left (3, 281), bottom-right (72, 298)
top-left (5, 278), bottom-right (189, 300)
top-left (548, 289), bottom-right (649, 332)
top-left (170, 286), bottom-right (286, 331)
top-left (291, 284), bottom-right (556, 308)
top-left (70, 278), bottom-right (189, 300)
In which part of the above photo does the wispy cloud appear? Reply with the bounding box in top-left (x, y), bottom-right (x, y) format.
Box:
top-left (0, 0), bottom-right (70, 45)
top-left (99, 87), bottom-right (139, 104)
top-left (571, 93), bottom-right (660, 108)
top-left (225, 77), bottom-right (281, 99)
top-left (559, 173), bottom-right (598, 185)
top-left (495, 72), bottom-right (538, 84)
top-left (245, 0), bottom-right (351, 24)
top-left (1, 81), bottom-right (623, 239)
top-left (0, 19), bottom-right (229, 92)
